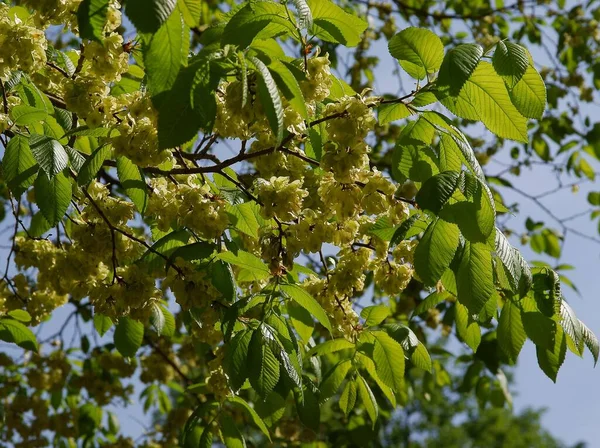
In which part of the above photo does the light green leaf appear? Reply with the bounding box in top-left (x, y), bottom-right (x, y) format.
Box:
top-left (0, 318), bottom-right (38, 351)
top-left (306, 338), bottom-right (355, 357)
top-left (361, 305), bottom-right (391, 327)
top-left (339, 379), bottom-right (357, 417)
top-left (113, 317), bottom-right (144, 357)
top-left (308, 0), bottom-right (368, 47)
top-left (143, 7), bottom-right (189, 95)
top-left (493, 41), bottom-right (529, 88)
top-left (356, 352), bottom-right (397, 406)
top-left (227, 202), bottom-right (260, 238)
top-left (411, 91), bottom-right (437, 107)
top-left (268, 59), bottom-right (308, 119)
top-left (178, 0), bottom-right (201, 28)
top-left (536, 323), bottom-right (567, 382)
top-left (371, 330), bottom-right (405, 392)
top-left (291, 0), bottom-right (312, 29)
top-left (255, 391), bottom-right (286, 428)
top-left (93, 313), bottom-right (113, 337)
top-left (10, 105), bottom-right (47, 125)
top-left (216, 250), bottom-right (270, 281)
top-left (77, 0), bottom-right (109, 41)
top-left (116, 156), bottom-right (148, 214)
top-left (509, 65), bottom-right (546, 119)
top-left (497, 299), bottom-right (526, 362)
top-left (251, 56), bottom-right (284, 145)
top-left (455, 302), bottom-right (481, 352)
top-left (29, 135), bottom-right (68, 178)
top-left (149, 303), bottom-right (166, 335)
top-left (288, 303), bottom-right (314, 343)
top-left (412, 291), bottom-right (450, 316)
top-left (581, 321), bottom-right (599, 366)
top-left (227, 396), bottom-right (271, 442)
top-left (219, 413), bottom-right (246, 448)
top-left (77, 144), bottom-right (111, 186)
top-left (320, 359), bottom-right (352, 402)
top-left (3, 135), bottom-right (38, 195)
top-left (126, 0), bottom-right (177, 34)
top-left (161, 307), bottom-right (176, 338)
top-left (560, 300), bottom-right (583, 356)
top-left (388, 27), bottom-right (444, 79)
top-left (414, 218), bottom-right (460, 286)
top-left (6, 310), bottom-right (31, 323)
top-left (248, 329), bottom-right (280, 398)
top-left (34, 171), bottom-right (71, 227)
top-left (456, 241), bottom-right (495, 314)
top-left (356, 374), bottom-right (378, 427)
top-left (378, 102), bottom-right (412, 124)
top-left (437, 43), bottom-right (483, 96)
top-left (415, 171), bottom-right (460, 214)
top-left (280, 284), bottom-right (332, 332)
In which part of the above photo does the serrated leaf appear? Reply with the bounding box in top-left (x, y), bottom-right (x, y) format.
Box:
top-left (280, 284), bottom-right (332, 332)
top-left (356, 352), bottom-right (397, 406)
top-left (497, 298), bottom-right (526, 362)
top-left (414, 218), bottom-right (460, 286)
top-left (126, 0), bottom-right (177, 34)
top-left (295, 382), bottom-right (320, 432)
top-left (139, 229), bottom-right (190, 273)
top-left (288, 303), bottom-right (314, 343)
top-left (415, 171), bottom-right (460, 214)
top-left (320, 359), bottom-right (352, 402)
top-left (306, 338), bottom-right (354, 357)
top-left (291, 0), bottom-right (312, 29)
top-left (10, 105), bottom-right (47, 125)
top-left (339, 379), bottom-right (357, 417)
top-left (255, 391), bottom-right (286, 428)
top-left (388, 27), bottom-right (444, 80)
top-left (178, 0), bottom-right (201, 27)
top-left (116, 156), bottom-right (148, 214)
top-left (161, 307), bottom-right (175, 338)
top-left (199, 428), bottom-right (213, 448)
top-left (77, 144), bottom-right (111, 186)
top-left (308, 0), bottom-right (367, 47)
top-left (370, 330), bottom-right (405, 392)
top-left (437, 43), bottom-right (483, 96)
top-left (455, 302), bottom-right (481, 352)
top-left (509, 65), bottom-right (546, 119)
top-left (268, 59), bottom-right (308, 119)
top-left (456, 241), bottom-right (495, 314)
top-left (493, 41), bottom-right (529, 88)
top-left (93, 314), bottom-right (113, 337)
top-left (251, 56), bottom-right (284, 145)
top-left (77, 0), bottom-right (109, 41)
top-left (356, 374), bottom-right (378, 428)
top-left (560, 301), bottom-right (583, 356)
top-left (378, 102), bottom-right (411, 124)
top-left (522, 310), bottom-right (557, 351)
top-left (34, 171), bottom-right (71, 227)
top-left (536, 323), bottom-right (567, 382)
top-left (216, 250), bottom-right (270, 281)
top-left (581, 321), bottom-right (599, 365)
top-left (361, 305), bottom-right (390, 327)
top-left (228, 396), bottom-right (272, 442)
top-left (30, 135), bottom-right (68, 178)
top-left (149, 303), bottom-right (166, 335)
top-left (3, 135), bottom-right (38, 195)
top-left (113, 317), bottom-right (144, 357)
top-left (220, 413), bottom-right (246, 448)
top-left (65, 145), bottom-right (86, 172)
top-left (143, 7), bottom-right (188, 95)
top-left (227, 202), bottom-right (260, 238)
top-left (248, 329), bottom-right (280, 398)
top-left (210, 260), bottom-right (236, 302)
top-left (0, 318), bottom-right (37, 351)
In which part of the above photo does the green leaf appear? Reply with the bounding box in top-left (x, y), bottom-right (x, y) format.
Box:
top-left (268, 59), bottom-right (308, 119)
top-left (10, 105), bottom-right (47, 125)
top-left (116, 156), bottom-right (148, 214)
top-left (522, 311), bottom-right (557, 351)
top-left (179, 0), bottom-right (201, 27)
top-left (210, 260), bottom-right (236, 302)
top-left (288, 303), bottom-right (314, 343)
top-left (388, 27), bottom-right (444, 80)
top-left (77, 144), bottom-right (111, 186)
top-left (308, 0), bottom-right (368, 47)
top-left (126, 0), bottom-right (177, 34)
top-left (29, 135), bottom-right (69, 178)
top-left (306, 338), bottom-right (355, 357)
top-left (378, 102), bottom-right (412, 125)
top-left (250, 56), bottom-right (284, 145)
top-left (292, 0), bottom-right (312, 29)
top-left (227, 202), bottom-right (260, 238)
top-left (356, 374), bottom-right (378, 427)
top-left (149, 303), bottom-right (166, 335)
top-left (456, 241), bottom-right (495, 314)
top-left (280, 284), bottom-right (332, 332)
top-left (255, 391), bottom-right (286, 427)
top-left (222, 2), bottom-right (296, 48)
top-left (199, 428), bottom-right (213, 448)
top-left (248, 329), bottom-right (280, 398)
top-left (3, 135), bottom-right (38, 195)
top-left (444, 61), bottom-right (529, 142)
top-left (143, 7), bottom-right (189, 95)
top-left (361, 305), bottom-right (391, 327)
top-left (560, 301), bottom-right (583, 356)
top-left (7, 310), bottom-right (31, 323)
top-left (455, 302), bottom-right (481, 352)
top-left (295, 382), bottom-right (320, 433)
top-left (34, 171), bottom-right (71, 227)
top-left (581, 321), bottom-right (599, 366)
top-left (411, 91), bottom-right (437, 107)
top-left (216, 250), bottom-right (270, 281)
top-left (536, 323), bottom-right (567, 382)
top-left (370, 330), bottom-right (405, 392)
top-left (414, 218), bottom-right (460, 286)
top-left (412, 291), bottom-right (450, 316)
top-left (0, 318), bottom-right (38, 351)
top-left (161, 307), bottom-right (176, 338)
top-left (493, 41), bottom-right (529, 88)
top-left (113, 317), bottom-right (144, 357)
top-left (497, 298), bottom-right (526, 362)
top-left (224, 330), bottom-right (252, 391)
top-left (77, 0), bottom-right (109, 41)
top-left (415, 171), bottom-right (460, 214)
top-left (320, 359), bottom-right (352, 402)
top-left (93, 313), bottom-right (113, 337)
top-left (228, 396), bottom-right (272, 442)
top-left (437, 43), bottom-right (483, 96)
top-left (339, 379), bottom-right (357, 417)
top-left (139, 229), bottom-right (189, 273)
top-left (219, 413), bottom-right (246, 448)
top-left (509, 65), bottom-right (546, 120)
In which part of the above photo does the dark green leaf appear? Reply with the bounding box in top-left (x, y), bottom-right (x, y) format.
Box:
top-left (34, 171), bottom-right (71, 227)
top-left (3, 135), bottom-right (38, 195)
top-left (77, 0), bottom-right (109, 41)
top-left (414, 218), bottom-right (460, 286)
top-left (116, 156), bottom-right (148, 214)
top-left (113, 317), bottom-right (144, 357)
top-left (126, 0), bottom-right (177, 34)
top-left (30, 135), bottom-right (68, 178)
